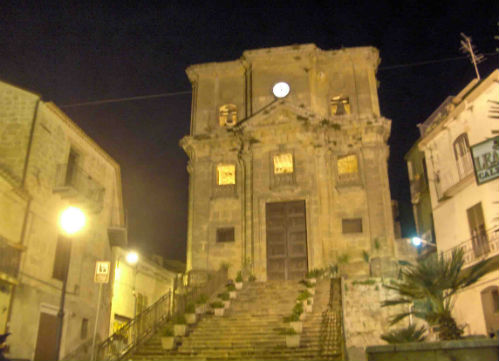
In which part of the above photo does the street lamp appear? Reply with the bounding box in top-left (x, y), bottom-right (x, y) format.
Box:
top-left (126, 250), bottom-right (139, 265)
top-left (55, 206), bottom-right (86, 361)
top-left (410, 236), bottom-right (437, 249)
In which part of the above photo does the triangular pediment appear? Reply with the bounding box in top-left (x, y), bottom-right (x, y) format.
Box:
top-left (239, 99), bottom-right (321, 130)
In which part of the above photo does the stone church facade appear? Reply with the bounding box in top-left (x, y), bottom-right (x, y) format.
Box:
top-left (181, 44), bottom-right (396, 280)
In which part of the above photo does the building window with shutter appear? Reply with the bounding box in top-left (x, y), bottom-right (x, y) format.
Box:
top-left (453, 133), bottom-right (473, 179)
top-left (330, 96), bottom-right (351, 116)
top-left (81, 318), bottom-right (88, 339)
top-left (219, 104), bottom-right (238, 127)
top-left (342, 218), bottom-right (363, 234)
top-left (216, 227), bottom-right (235, 243)
top-left (273, 153), bottom-right (294, 174)
top-left (52, 236), bottom-right (71, 281)
top-left (271, 153), bottom-right (295, 187)
top-left (466, 202), bottom-right (489, 258)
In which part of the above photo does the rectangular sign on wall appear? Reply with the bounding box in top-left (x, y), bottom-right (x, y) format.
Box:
top-left (471, 136), bottom-right (499, 185)
top-left (94, 261), bottom-right (110, 283)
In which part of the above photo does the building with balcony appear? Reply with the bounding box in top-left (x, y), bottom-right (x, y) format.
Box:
top-left (416, 69), bottom-right (499, 336)
top-left (0, 80), bottom-right (126, 360)
top-left (181, 44), bottom-right (401, 281)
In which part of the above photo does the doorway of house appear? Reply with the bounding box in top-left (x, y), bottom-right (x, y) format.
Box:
top-left (33, 311), bottom-right (58, 361)
top-left (266, 200), bottom-right (308, 280)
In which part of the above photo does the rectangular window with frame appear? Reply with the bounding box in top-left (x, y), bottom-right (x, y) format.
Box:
top-left (52, 236), bottom-right (70, 281)
top-left (273, 153), bottom-right (294, 174)
top-left (217, 164), bottom-right (236, 185)
top-left (65, 148), bottom-right (80, 186)
top-left (466, 202), bottom-right (489, 258)
top-left (81, 318), bottom-right (88, 339)
top-left (337, 154), bottom-right (360, 185)
top-left (216, 227), bottom-right (235, 243)
top-left (330, 96), bottom-right (351, 116)
top-left (342, 218), bottom-right (363, 234)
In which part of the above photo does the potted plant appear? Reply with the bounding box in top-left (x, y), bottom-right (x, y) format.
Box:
top-left (284, 312), bottom-right (302, 333)
top-left (195, 294), bottom-right (208, 314)
top-left (248, 274), bottom-right (256, 282)
top-left (281, 327), bottom-right (300, 348)
top-left (297, 289), bottom-right (312, 302)
top-left (299, 279), bottom-right (315, 295)
top-left (185, 302), bottom-right (196, 324)
top-left (160, 325), bottom-right (175, 350)
top-left (218, 291), bottom-right (230, 308)
top-left (304, 298), bottom-right (313, 313)
top-left (292, 302), bottom-right (305, 321)
top-left (235, 271), bottom-right (243, 289)
top-left (173, 315), bottom-right (187, 336)
top-left (305, 270), bottom-right (319, 284)
top-left (227, 283), bottom-right (237, 299)
top-left (211, 301), bottom-right (225, 316)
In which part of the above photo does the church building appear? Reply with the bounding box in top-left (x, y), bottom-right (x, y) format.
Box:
top-left (181, 44), bottom-right (396, 280)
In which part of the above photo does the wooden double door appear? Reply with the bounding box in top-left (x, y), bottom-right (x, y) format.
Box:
top-left (266, 200), bottom-right (308, 280)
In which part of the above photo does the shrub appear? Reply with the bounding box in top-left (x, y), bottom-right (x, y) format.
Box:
top-left (161, 326), bottom-right (174, 337)
top-left (292, 302), bottom-right (303, 316)
top-left (283, 312), bottom-right (300, 322)
top-left (174, 315), bottom-right (186, 324)
top-left (185, 303), bottom-right (195, 313)
top-left (235, 271), bottom-right (243, 282)
top-left (299, 279), bottom-right (313, 288)
top-left (248, 274), bottom-right (256, 282)
top-left (210, 301), bottom-right (224, 309)
top-left (297, 290), bottom-right (312, 301)
top-left (227, 284), bottom-right (236, 291)
top-left (217, 292), bottom-right (230, 301)
top-left (280, 327), bottom-right (297, 335)
top-left (195, 294), bottom-right (208, 305)
top-left (381, 325), bottom-right (427, 344)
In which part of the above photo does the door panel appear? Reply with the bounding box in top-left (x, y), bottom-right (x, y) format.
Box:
top-left (266, 200), bottom-right (308, 280)
top-left (34, 312), bottom-right (58, 361)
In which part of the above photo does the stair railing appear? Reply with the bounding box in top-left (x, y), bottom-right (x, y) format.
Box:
top-left (96, 267), bottom-right (228, 361)
top-left (319, 277), bottom-right (345, 360)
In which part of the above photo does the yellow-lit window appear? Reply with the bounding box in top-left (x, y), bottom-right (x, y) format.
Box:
top-left (273, 153), bottom-right (294, 174)
top-left (331, 96), bottom-right (350, 116)
top-left (219, 104), bottom-right (238, 126)
top-left (217, 164), bottom-right (236, 185)
top-left (337, 154), bottom-right (358, 175)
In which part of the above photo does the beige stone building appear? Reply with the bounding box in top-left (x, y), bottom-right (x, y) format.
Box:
top-left (417, 69), bottom-right (499, 336)
top-left (0, 80), bottom-right (126, 360)
top-left (181, 44), bottom-right (397, 280)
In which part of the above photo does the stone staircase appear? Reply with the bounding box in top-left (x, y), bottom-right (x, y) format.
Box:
top-left (129, 278), bottom-right (343, 360)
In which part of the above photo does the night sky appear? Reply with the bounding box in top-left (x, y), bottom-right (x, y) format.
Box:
top-left (1, 2), bottom-right (498, 262)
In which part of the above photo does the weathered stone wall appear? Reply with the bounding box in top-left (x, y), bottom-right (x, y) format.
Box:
top-left (343, 277), bottom-right (412, 361)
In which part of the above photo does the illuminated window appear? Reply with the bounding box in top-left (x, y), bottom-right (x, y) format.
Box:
top-left (217, 164), bottom-right (236, 185)
top-left (337, 154), bottom-right (358, 175)
top-left (330, 96), bottom-right (350, 116)
top-left (273, 153), bottom-right (294, 174)
top-left (219, 104), bottom-right (238, 126)
top-left (453, 133), bottom-right (473, 179)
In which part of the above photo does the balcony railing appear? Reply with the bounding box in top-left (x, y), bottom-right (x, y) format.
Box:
top-left (53, 163), bottom-right (105, 212)
top-left (442, 227), bottom-right (499, 267)
top-left (96, 267), bottom-right (228, 361)
top-left (0, 235), bottom-right (22, 283)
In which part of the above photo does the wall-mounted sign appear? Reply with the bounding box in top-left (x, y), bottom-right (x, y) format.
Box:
top-left (94, 261), bottom-right (110, 283)
top-left (471, 136), bottom-right (499, 185)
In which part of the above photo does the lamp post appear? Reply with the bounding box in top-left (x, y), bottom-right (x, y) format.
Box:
top-left (410, 236), bottom-right (437, 249)
top-left (125, 251), bottom-right (139, 343)
top-left (55, 206), bottom-right (86, 361)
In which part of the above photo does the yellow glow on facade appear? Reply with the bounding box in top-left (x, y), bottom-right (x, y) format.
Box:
top-left (59, 206), bottom-right (86, 235)
top-left (273, 153), bottom-right (293, 174)
top-left (337, 154), bottom-right (358, 174)
top-left (217, 164), bottom-right (236, 185)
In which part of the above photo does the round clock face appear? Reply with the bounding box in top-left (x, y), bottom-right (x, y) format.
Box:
top-left (272, 82), bottom-right (290, 98)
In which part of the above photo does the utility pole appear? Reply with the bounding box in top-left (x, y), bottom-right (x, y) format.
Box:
top-left (460, 33), bottom-right (485, 80)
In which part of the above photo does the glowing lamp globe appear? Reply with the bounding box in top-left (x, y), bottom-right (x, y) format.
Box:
top-left (59, 206), bottom-right (86, 235)
top-left (272, 82), bottom-right (290, 98)
top-left (411, 237), bottom-right (423, 247)
top-left (126, 251), bottom-right (139, 265)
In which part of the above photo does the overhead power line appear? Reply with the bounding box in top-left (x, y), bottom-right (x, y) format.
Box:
top-left (60, 52), bottom-right (499, 108)
top-left (60, 90), bottom-right (192, 108)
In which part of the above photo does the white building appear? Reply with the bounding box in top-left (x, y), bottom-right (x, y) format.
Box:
top-left (418, 69), bottom-right (499, 336)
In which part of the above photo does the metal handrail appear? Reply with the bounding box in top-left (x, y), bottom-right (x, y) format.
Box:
top-left (441, 227), bottom-right (499, 266)
top-left (319, 277), bottom-right (344, 359)
top-left (96, 267), bottom-right (227, 361)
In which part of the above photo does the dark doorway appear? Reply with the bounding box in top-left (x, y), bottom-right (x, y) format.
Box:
top-left (266, 200), bottom-right (308, 280)
top-left (34, 312), bottom-right (58, 361)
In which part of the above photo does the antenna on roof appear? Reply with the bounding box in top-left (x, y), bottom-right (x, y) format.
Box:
top-left (460, 33), bottom-right (485, 80)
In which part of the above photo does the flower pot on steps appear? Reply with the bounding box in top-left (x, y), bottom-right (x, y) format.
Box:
top-left (290, 321), bottom-right (302, 333)
top-left (214, 307), bottom-right (225, 316)
top-left (186, 313), bottom-right (196, 324)
top-left (235, 281), bottom-right (243, 290)
top-left (285, 334), bottom-right (300, 348)
top-left (229, 291), bottom-right (237, 299)
top-left (174, 324), bottom-right (186, 337)
top-left (161, 336), bottom-right (175, 350)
